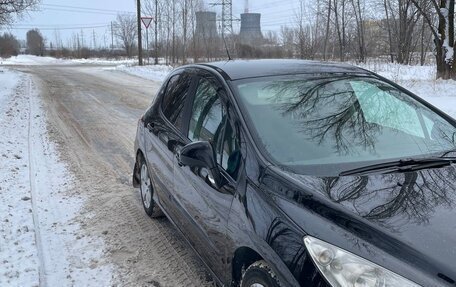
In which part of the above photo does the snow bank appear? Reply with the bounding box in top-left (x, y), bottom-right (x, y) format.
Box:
top-left (0, 55), bottom-right (72, 65)
top-left (69, 58), bottom-right (136, 65)
top-left (0, 55), bottom-right (137, 66)
top-left (0, 69), bottom-right (40, 286)
top-left (0, 69), bottom-right (113, 285)
top-left (111, 64), bottom-right (173, 82)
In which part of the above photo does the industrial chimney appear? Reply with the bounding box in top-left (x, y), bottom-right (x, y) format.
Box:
top-left (195, 11), bottom-right (218, 40)
top-left (239, 12), bottom-right (262, 44)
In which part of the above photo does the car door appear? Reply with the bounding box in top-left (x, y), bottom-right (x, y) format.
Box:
top-left (143, 71), bottom-right (195, 220)
top-left (172, 73), bottom-right (242, 279)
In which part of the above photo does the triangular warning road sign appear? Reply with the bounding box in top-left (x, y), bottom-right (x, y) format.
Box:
top-left (141, 17), bottom-right (153, 29)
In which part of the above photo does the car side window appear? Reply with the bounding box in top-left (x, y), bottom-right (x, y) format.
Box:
top-left (188, 77), bottom-right (225, 145)
top-left (162, 73), bottom-right (192, 130)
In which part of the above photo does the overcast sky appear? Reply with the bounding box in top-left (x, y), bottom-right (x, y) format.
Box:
top-left (2, 0), bottom-right (301, 47)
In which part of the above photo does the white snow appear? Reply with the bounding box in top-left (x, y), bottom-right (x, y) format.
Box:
top-left (442, 1), bottom-right (454, 64)
top-left (0, 68), bottom-right (113, 286)
top-left (69, 58), bottom-right (137, 65)
top-left (0, 69), bottom-right (39, 286)
top-left (107, 64), bottom-right (173, 82)
top-left (0, 55), bottom-right (71, 65)
top-left (0, 55), bottom-right (137, 66)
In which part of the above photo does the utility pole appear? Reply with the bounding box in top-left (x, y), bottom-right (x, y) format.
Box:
top-left (111, 21), bottom-right (114, 52)
top-left (137, 0), bottom-right (143, 66)
top-left (92, 29), bottom-right (96, 49)
top-left (211, 0), bottom-right (237, 56)
top-left (213, 0), bottom-right (234, 39)
top-left (154, 0), bottom-right (158, 65)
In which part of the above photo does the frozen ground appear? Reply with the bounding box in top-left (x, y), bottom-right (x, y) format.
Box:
top-left (0, 55), bottom-right (70, 65)
top-left (107, 64), bottom-right (173, 82)
top-left (1, 55), bottom-right (173, 83)
top-left (0, 68), bottom-right (113, 286)
top-left (1, 55), bottom-right (136, 66)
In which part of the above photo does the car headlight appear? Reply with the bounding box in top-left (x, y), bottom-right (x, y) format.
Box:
top-left (304, 236), bottom-right (421, 287)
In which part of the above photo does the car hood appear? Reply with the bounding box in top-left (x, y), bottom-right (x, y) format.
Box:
top-left (266, 164), bottom-right (456, 284)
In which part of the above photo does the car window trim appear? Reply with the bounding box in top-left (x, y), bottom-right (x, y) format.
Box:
top-left (159, 70), bottom-right (198, 136)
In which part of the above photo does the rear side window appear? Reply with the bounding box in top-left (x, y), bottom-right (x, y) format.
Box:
top-left (162, 73), bottom-right (193, 130)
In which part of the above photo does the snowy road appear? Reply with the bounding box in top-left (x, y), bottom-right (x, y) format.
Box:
top-left (4, 64), bottom-right (216, 286)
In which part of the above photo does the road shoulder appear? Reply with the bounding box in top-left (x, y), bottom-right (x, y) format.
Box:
top-left (0, 68), bottom-right (114, 286)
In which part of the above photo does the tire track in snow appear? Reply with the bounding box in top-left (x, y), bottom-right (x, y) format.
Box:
top-left (27, 77), bottom-right (47, 287)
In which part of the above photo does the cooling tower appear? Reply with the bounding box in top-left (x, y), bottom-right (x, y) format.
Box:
top-left (240, 13), bottom-right (262, 43)
top-left (195, 11), bottom-right (218, 40)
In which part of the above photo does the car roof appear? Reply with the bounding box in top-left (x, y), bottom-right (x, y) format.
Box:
top-left (196, 59), bottom-right (370, 80)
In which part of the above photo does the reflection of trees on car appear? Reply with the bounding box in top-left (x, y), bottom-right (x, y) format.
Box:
top-left (247, 75), bottom-right (455, 163)
top-left (319, 168), bottom-right (456, 226)
top-left (267, 76), bottom-right (379, 152)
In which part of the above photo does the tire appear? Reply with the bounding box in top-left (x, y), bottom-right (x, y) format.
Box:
top-left (138, 155), bottom-right (163, 218)
top-left (240, 260), bottom-right (281, 287)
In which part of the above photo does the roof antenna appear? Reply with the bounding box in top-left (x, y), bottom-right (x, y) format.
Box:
top-left (223, 36), bottom-right (232, 61)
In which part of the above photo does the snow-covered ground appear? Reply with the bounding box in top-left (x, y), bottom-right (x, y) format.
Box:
top-left (107, 64), bottom-right (173, 82)
top-left (0, 55), bottom-right (70, 65)
top-left (1, 55), bottom-right (136, 66)
top-left (1, 55), bottom-right (173, 82)
top-left (70, 58), bottom-right (136, 65)
top-left (0, 68), bottom-right (112, 286)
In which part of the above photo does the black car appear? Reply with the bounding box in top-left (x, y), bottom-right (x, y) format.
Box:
top-left (133, 59), bottom-right (456, 287)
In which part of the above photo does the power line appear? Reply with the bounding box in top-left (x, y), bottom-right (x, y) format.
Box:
top-left (40, 8), bottom-right (123, 16)
top-left (11, 23), bottom-right (109, 27)
top-left (8, 25), bottom-right (110, 31)
top-left (41, 4), bottom-right (135, 14)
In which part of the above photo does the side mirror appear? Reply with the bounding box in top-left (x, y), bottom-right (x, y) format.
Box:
top-left (178, 141), bottom-right (223, 188)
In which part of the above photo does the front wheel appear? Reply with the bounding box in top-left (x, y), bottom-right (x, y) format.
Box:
top-left (139, 158), bottom-right (163, 218)
top-left (240, 260), bottom-right (281, 287)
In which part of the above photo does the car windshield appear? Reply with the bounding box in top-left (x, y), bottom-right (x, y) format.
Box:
top-left (233, 74), bottom-right (456, 175)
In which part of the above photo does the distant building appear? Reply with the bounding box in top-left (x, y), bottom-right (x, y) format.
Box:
top-left (195, 11), bottom-right (218, 40)
top-left (239, 13), bottom-right (262, 45)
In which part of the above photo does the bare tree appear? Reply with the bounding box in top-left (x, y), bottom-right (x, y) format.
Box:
top-left (0, 0), bottom-right (39, 26)
top-left (351, 0), bottom-right (366, 62)
top-left (323, 0), bottom-right (332, 60)
top-left (26, 28), bottom-right (44, 56)
top-left (113, 13), bottom-right (137, 58)
top-left (280, 26), bottom-right (295, 58)
top-left (411, 0), bottom-right (456, 79)
top-left (332, 0), bottom-right (349, 61)
top-left (0, 32), bottom-right (20, 57)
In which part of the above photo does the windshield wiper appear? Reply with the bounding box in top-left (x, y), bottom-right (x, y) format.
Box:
top-left (339, 157), bottom-right (456, 176)
top-left (442, 148), bottom-right (456, 158)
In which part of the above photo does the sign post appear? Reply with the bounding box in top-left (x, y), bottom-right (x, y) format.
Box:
top-left (141, 17), bottom-right (153, 65)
